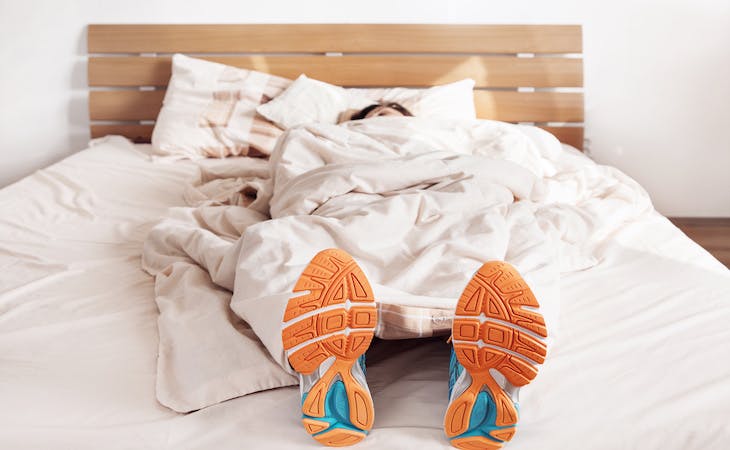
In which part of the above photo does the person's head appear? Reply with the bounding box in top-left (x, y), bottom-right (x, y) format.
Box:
top-left (349, 102), bottom-right (413, 121)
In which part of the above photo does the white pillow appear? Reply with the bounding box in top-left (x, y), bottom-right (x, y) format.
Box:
top-left (256, 75), bottom-right (372, 129)
top-left (152, 54), bottom-right (292, 159)
top-left (348, 79), bottom-right (476, 120)
top-left (257, 76), bottom-right (476, 128)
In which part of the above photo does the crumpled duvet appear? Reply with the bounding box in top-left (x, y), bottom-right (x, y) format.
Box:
top-left (142, 117), bottom-right (652, 412)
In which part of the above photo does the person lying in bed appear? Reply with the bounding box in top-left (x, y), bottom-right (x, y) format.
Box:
top-left (348, 101), bottom-right (414, 120)
top-left (282, 101), bottom-right (547, 450)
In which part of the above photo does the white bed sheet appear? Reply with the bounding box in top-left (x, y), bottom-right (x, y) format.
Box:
top-left (0, 137), bottom-right (729, 450)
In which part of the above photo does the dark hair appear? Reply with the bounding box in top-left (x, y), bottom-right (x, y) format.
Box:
top-left (350, 102), bottom-right (413, 121)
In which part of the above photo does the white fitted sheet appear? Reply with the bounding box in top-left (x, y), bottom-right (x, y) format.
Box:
top-left (0, 136), bottom-right (729, 450)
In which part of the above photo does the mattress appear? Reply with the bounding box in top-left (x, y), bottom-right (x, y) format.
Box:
top-left (1, 137), bottom-right (729, 450)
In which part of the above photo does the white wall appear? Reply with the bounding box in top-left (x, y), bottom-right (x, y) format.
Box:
top-left (1, 0), bottom-right (728, 216)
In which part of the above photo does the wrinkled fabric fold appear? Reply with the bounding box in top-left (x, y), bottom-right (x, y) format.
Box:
top-left (142, 117), bottom-right (654, 412)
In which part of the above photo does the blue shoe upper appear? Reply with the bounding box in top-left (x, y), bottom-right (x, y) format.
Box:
top-left (299, 353), bottom-right (370, 437)
top-left (447, 347), bottom-right (518, 444)
top-left (448, 347), bottom-right (463, 399)
top-left (302, 380), bottom-right (364, 435)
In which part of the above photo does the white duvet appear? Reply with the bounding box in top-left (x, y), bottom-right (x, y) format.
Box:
top-left (142, 117), bottom-right (655, 412)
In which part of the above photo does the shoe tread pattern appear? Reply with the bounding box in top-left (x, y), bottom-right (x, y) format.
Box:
top-left (446, 261), bottom-right (548, 449)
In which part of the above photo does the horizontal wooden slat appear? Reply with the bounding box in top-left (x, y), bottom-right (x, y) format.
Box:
top-left (88, 24), bottom-right (582, 54)
top-left (89, 55), bottom-right (582, 88)
top-left (89, 90), bottom-right (583, 123)
top-left (474, 91), bottom-right (583, 122)
top-left (90, 124), bottom-right (153, 143)
top-left (539, 126), bottom-right (584, 149)
top-left (89, 90), bottom-right (165, 121)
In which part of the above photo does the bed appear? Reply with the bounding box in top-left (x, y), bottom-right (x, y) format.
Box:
top-left (1, 24), bottom-right (729, 450)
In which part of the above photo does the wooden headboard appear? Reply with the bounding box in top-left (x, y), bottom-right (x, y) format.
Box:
top-left (87, 24), bottom-right (584, 149)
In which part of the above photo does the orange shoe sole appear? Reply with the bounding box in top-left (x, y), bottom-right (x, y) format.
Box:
top-left (282, 249), bottom-right (377, 447)
top-left (445, 261), bottom-right (548, 449)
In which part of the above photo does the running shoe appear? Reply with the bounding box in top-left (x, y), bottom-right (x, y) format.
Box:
top-left (282, 249), bottom-right (378, 447)
top-left (445, 261), bottom-right (548, 449)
